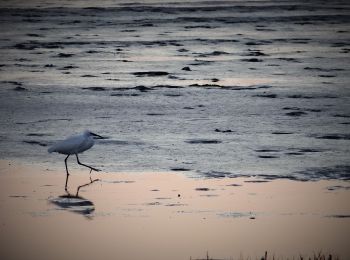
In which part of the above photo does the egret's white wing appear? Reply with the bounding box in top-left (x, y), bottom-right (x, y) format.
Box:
top-left (48, 134), bottom-right (86, 154)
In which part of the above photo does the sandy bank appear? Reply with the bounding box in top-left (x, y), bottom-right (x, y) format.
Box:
top-left (0, 160), bottom-right (349, 260)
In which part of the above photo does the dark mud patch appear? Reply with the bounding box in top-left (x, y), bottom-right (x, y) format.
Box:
top-left (298, 148), bottom-right (323, 153)
top-left (326, 215), bottom-right (350, 218)
top-left (147, 113), bottom-right (166, 116)
top-left (188, 59), bottom-right (215, 66)
top-left (287, 94), bottom-right (337, 99)
top-left (26, 133), bottom-right (52, 137)
top-left (164, 93), bottom-right (182, 97)
top-left (106, 79), bottom-right (121, 82)
top-left (314, 134), bottom-right (350, 140)
top-left (255, 93), bottom-right (277, 98)
top-left (257, 147), bottom-right (323, 157)
top-left (59, 65), bottom-right (79, 70)
top-left (153, 85), bottom-right (183, 89)
top-left (241, 58), bottom-right (263, 62)
top-left (23, 140), bottom-right (48, 147)
top-left (295, 165), bottom-right (350, 181)
top-left (255, 149), bottom-right (280, 153)
top-left (185, 139), bottom-right (222, 144)
top-left (284, 148), bottom-right (323, 155)
top-left (108, 86), bottom-right (151, 92)
top-left (333, 114), bottom-right (350, 118)
top-left (271, 131), bottom-right (293, 135)
top-left (55, 53), bottom-right (75, 58)
top-left (305, 109), bottom-right (322, 113)
top-left (304, 67), bottom-right (344, 72)
top-left (197, 51), bottom-right (229, 57)
top-left (318, 74), bottom-right (337, 78)
top-left (244, 50), bottom-right (268, 56)
top-left (283, 107), bottom-right (301, 110)
top-left (245, 40), bottom-right (272, 46)
top-left (189, 84), bottom-right (269, 91)
top-left (201, 171), bottom-right (236, 178)
top-left (9, 195), bottom-right (28, 198)
top-left (134, 85), bottom-right (152, 92)
top-left (170, 167), bottom-right (191, 172)
top-left (326, 185), bottom-right (350, 191)
top-left (244, 180), bottom-right (270, 183)
top-left (285, 152), bottom-right (304, 155)
top-left (81, 74), bottom-right (98, 78)
top-left (215, 129), bottom-right (234, 133)
top-left (189, 83), bottom-right (221, 88)
top-left (133, 71), bottom-right (169, 77)
top-left (111, 93), bottom-right (139, 97)
top-left (258, 155), bottom-right (279, 159)
top-left (13, 86), bottom-right (27, 91)
top-left (17, 118), bottom-right (72, 125)
top-left (177, 48), bottom-right (189, 53)
top-left (182, 66), bottom-right (191, 71)
top-left (277, 57), bottom-right (300, 63)
top-left (82, 87), bottom-right (106, 91)
top-left (285, 111), bottom-right (307, 116)
top-left (13, 43), bottom-right (36, 50)
top-left (195, 187), bottom-right (210, 191)
top-left (110, 85), bottom-right (153, 92)
top-left (85, 50), bottom-right (100, 54)
top-left (26, 33), bottom-right (43, 37)
top-left (287, 94), bottom-right (313, 99)
top-left (16, 58), bottom-right (31, 62)
top-left (2, 81), bottom-right (23, 86)
top-left (258, 174), bottom-right (300, 181)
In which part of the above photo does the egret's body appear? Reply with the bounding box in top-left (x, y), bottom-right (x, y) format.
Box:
top-left (48, 131), bottom-right (95, 155)
top-left (48, 130), bottom-right (103, 193)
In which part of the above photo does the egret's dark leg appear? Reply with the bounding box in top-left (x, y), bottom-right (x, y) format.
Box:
top-left (76, 177), bottom-right (100, 197)
top-left (75, 154), bottom-right (100, 172)
top-left (64, 154), bottom-right (70, 192)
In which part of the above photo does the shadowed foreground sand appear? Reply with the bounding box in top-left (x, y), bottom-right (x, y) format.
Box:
top-left (0, 160), bottom-right (349, 260)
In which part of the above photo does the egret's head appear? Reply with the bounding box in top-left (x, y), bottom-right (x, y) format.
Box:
top-left (84, 130), bottom-right (104, 139)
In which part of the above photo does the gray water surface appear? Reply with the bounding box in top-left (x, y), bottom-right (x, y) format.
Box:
top-left (0, 0), bottom-right (349, 180)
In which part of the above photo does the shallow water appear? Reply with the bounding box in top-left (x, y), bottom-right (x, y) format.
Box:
top-left (0, 0), bottom-right (349, 180)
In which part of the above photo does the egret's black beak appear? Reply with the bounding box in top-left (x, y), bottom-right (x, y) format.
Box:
top-left (90, 132), bottom-right (104, 139)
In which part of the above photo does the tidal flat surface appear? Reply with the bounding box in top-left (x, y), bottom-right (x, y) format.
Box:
top-left (1, 162), bottom-right (349, 260)
top-left (0, 0), bottom-right (349, 180)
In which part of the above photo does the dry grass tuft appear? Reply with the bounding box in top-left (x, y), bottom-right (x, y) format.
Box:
top-left (190, 251), bottom-right (340, 260)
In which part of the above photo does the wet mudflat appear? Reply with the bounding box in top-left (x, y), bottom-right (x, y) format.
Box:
top-left (0, 0), bottom-right (349, 181)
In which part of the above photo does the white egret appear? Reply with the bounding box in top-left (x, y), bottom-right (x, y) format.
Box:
top-left (48, 130), bottom-right (103, 193)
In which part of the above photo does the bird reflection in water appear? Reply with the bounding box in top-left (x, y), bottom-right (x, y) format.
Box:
top-left (50, 194), bottom-right (95, 217)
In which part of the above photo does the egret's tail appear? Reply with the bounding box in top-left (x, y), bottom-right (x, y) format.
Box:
top-left (48, 146), bottom-right (56, 153)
